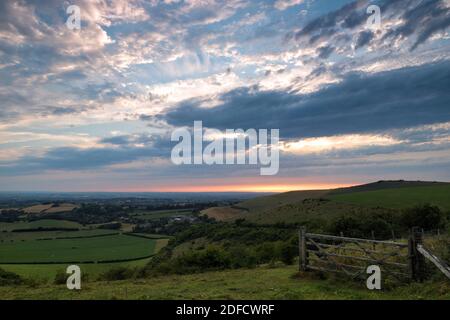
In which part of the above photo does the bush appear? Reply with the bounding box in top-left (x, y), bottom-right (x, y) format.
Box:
top-left (401, 204), bottom-right (447, 231)
top-left (176, 246), bottom-right (232, 272)
top-left (100, 267), bottom-right (135, 281)
top-left (278, 242), bottom-right (297, 265)
top-left (0, 268), bottom-right (23, 286)
top-left (54, 270), bottom-right (68, 285)
top-left (328, 215), bottom-right (363, 238)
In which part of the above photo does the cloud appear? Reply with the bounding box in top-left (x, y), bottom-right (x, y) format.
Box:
top-left (1, 0), bottom-right (450, 188)
top-left (1, 138), bottom-right (171, 175)
top-left (293, 0), bottom-right (450, 52)
top-left (316, 45), bottom-right (335, 59)
top-left (160, 60), bottom-right (450, 139)
top-left (355, 30), bottom-right (374, 49)
top-left (274, 0), bottom-right (306, 11)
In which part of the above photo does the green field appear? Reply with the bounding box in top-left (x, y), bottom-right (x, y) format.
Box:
top-left (0, 234), bottom-right (157, 264)
top-left (0, 229), bottom-right (118, 242)
top-left (131, 209), bottom-right (193, 221)
top-left (0, 264), bottom-right (448, 300)
top-left (328, 185), bottom-right (450, 210)
top-left (0, 219), bottom-right (82, 232)
top-left (0, 257), bottom-right (153, 281)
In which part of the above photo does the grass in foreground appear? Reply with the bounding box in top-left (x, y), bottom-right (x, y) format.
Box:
top-left (0, 265), bottom-right (448, 300)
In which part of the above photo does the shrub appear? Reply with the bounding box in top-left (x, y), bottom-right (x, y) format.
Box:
top-left (0, 268), bottom-right (23, 286)
top-left (54, 270), bottom-right (67, 285)
top-left (401, 204), bottom-right (447, 231)
top-left (100, 267), bottom-right (135, 281)
top-left (328, 215), bottom-right (363, 238)
top-left (278, 242), bottom-right (297, 265)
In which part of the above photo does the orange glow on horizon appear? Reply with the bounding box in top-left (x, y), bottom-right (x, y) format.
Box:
top-left (102, 183), bottom-right (356, 193)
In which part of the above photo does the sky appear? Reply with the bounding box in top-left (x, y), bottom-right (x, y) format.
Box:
top-left (0, 0), bottom-right (450, 192)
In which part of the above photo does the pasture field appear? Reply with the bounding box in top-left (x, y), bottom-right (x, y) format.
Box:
top-left (0, 229), bottom-right (118, 242)
top-left (0, 256), bottom-right (153, 281)
top-left (131, 209), bottom-right (193, 221)
top-left (0, 234), bottom-right (157, 264)
top-left (22, 204), bottom-right (53, 213)
top-left (0, 264), bottom-right (448, 300)
top-left (0, 219), bottom-right (83, 232)
top-left (328, 185), bottom-right (450, 210)
top-left (22, 203), bottom-right (78, 214)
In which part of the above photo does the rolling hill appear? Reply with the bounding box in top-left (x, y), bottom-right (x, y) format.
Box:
top-left (202, 181), bottom-right (450, 224)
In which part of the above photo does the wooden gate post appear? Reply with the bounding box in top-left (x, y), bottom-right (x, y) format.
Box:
top-left (408, 227), bottom-right (425, 281)
top-left (408, 228), bottom-right (416, 281)
top-left (299, 227), bottom-right (307, 271)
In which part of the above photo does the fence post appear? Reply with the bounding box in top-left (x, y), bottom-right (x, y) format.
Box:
top-left (299, 227), bottom-right (307, 272)
top-left (408, 227), bottom-right (425, 281)
top-left (408, 229), bottom-right (416, 281)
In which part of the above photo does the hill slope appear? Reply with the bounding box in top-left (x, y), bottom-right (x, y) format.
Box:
top-left (328, 184), bottom-right (450, 211)
top-left (203, 181), bottom-right (450, 224)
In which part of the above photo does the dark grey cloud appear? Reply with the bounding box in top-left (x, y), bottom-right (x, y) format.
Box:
top-left (1, 142), bottom-right (171, 175)
top-left (294, 0), bottom-right (450, 51)
top-left (382, 0), bottom-right (450, 51)
top-left (101, 133), bottom-right (166, 146)
top-left (355, 30), bottom-right (374, 49)
top-left (317, 45), bottom-right (335, 59)
top-left (159, 60), bottom-right (450, 139)
top-left (296, 1), bottom-right (362, 40)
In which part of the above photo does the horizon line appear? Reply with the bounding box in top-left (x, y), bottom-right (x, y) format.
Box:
top-left (0, 180), bottom-right (445, 194)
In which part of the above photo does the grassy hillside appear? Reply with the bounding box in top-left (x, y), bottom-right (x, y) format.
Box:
top-left (330, 181), bottom-right (448, 195)
top-left (0, 264), bottom-right (448, 300)
top-left (240, 199), bottom-right (396, 225)
top-left (203, 181), bottom-right (450, 225)
top-left (328, 185), bottom-right (450, 211)
top-left (238, 190), bottom-right (329, 213)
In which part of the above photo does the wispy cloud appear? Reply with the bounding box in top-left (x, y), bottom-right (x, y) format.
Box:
top-left (0, 0), bottom-right (449, 190)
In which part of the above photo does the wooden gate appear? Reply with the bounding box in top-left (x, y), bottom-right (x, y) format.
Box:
top-left (298, 227), bottom-right (417, 281)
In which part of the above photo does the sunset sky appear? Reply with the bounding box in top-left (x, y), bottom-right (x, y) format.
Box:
top-left (1, 0), bottom-right (450, 192)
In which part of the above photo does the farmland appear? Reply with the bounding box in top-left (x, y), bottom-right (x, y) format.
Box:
top-left (131, 208), bottom-right (194, 221)
top-left (22, 203), bottom-right (79, 214)
top-left (0, 219), bottom-right (82, 232)
top-left (0, 228), bottom-right (118, 242)
top-left (0, 234), bottom-right (158, 264)
top-left (0, 256), bottom-right (154, 281)
top-left (0, 198), bottom-right (210, 285)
